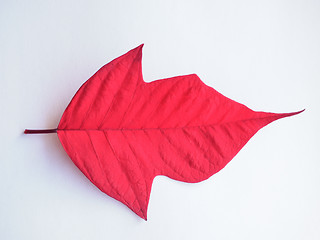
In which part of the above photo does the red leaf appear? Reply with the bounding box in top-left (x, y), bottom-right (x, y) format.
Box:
top-left (28, 45), bottom-right (303, 220)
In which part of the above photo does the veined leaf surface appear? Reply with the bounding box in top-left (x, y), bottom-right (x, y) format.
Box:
top-left (56, 45), bottom-right (302, 220)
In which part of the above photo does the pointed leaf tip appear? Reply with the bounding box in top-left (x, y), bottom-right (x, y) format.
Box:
top-left (277, 109), bottom-right (305, 119)
top-left (126, 44), bottom-right (144, 62)
top-left (131, 43), bottom-right (144, 54)
top-left (297, 109), bottom-right (305, 114)
top-left (290, 109), bottom-right (305, 116)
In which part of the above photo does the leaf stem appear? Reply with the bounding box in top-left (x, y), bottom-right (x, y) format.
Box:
top-left (24, 128), bottom-right (57, 134)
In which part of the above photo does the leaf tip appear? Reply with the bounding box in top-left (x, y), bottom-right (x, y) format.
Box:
top-left (266, 109), bottom-right (305, 123)
top-left (285, 109), bottom-right (305, 117)
top-left (133, 43), bottom-right (144, 52)
top-left (139, 208), bottom-right (148, 221)
top-left (128, 44), bottom-right (144, 61)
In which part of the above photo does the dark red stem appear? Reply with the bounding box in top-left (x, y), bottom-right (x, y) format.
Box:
top-left (24, 128), bottom-right (57, 134)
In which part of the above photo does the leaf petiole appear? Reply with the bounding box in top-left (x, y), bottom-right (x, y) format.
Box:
top-left (24, 129), bottom-right (57, 134)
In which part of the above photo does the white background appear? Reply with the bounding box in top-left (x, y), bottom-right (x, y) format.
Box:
top-left (1, 0), bottom-right (319, 239)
